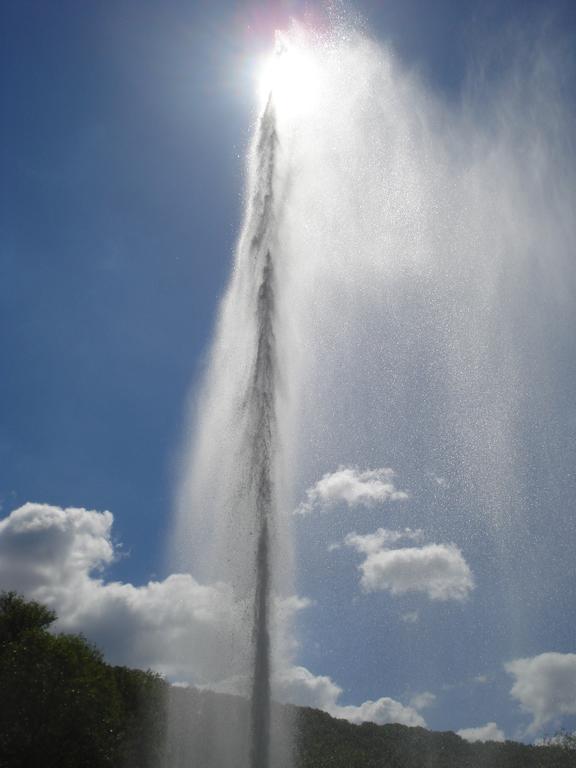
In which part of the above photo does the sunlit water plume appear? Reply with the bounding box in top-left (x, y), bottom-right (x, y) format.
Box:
top-left (167, 18), bottom-right (575, 768)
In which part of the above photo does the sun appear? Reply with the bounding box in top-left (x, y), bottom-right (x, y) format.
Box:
top-left (257, 30), bottom-right (319, 116)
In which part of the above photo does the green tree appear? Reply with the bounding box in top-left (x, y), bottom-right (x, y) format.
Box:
top-left (113, 665), bottom-right (167, 767)
top-left (0, 591), bottom-right (56, 643)
top-left (0, 592), bottom-right (124, 767)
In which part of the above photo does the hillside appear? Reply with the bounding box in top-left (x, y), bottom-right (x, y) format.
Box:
top-left (165, 687), bottom-right (576, 768)
top-left (297, 706), bottom-right (575, 768)
top-left (1, 592), bottom-right (573, 768)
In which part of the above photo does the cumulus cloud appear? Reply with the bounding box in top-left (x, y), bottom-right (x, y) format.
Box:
top-left (0, 502), bottom-right (115, 591)
top-left (0, 503), bottom-right (245, 683)
top-left (505, 652), bottom-right (576, 733)
top-left (457, 723), bottom-right (505, 743)
top-left (296, 467), bottom-right (408, 515)
top-left (273, 665), bottom-right (426, 727)
top-left (344, 530), bottom-right (474, 602)
top-left (0, 503), bottom-right (310, 688)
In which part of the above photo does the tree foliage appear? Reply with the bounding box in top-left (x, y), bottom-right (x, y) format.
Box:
top-left (0, 591), bottom-right (56, 643)
top-left (295, 707), bottom-right (576, 768)
top-left (0, 592), bottom-right (165, 768)
top-left (540, 730), bottom-right (576, 753)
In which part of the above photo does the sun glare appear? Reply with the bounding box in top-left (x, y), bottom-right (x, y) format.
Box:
top-left (258, 31), bottom-right (318, 116)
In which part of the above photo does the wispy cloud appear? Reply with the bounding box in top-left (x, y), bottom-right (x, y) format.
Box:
top-left (344, 527), bottom-right (424, 554)
top-left (296, 466), bottom-right (408, 515)
top-left (427, 472), bottom-right (448, 487)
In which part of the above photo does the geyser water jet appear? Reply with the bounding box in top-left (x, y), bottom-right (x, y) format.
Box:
top-left (245, 97), bottom-right (278, 768)
top-left (168, 64), bottom-right (292, 766)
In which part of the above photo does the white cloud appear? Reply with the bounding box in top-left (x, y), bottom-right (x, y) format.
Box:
top-left (0, 503), bottom-right (245, 684)
top-left (274, 665), bottom-right (343, 710)
top-left (332, 698), bottom-right (426, 727)
top-left (505, 652), bottom-right (576, 733)
top-left (410, 691), bottom-right (436, 710)
top-left (401, 611), bottom-right (420, 624)
top-left (344, 530), bottom-right (474, 602)
top-left (0, 503), bottom-right (315, 689)
top-left (273, 665), bottom-right (426, 727)
top-left (0, 502), bottom-right (115, 591)
top-left (457, 723), bottom-right (505, 743)
top-left (296, 467), bottom-right (408, 515)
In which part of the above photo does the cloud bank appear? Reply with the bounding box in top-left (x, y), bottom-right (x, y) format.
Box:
top-left (344, 529), bottom-right (474, 602)
top-left (505, 652), bottom-right (576, 733)
top-left (296, 467), bottom-right (408, 515)
top-left (0, 502), bottom-right (241, 683)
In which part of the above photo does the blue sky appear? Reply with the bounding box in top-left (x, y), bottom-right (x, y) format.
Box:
top-left (2, 0), bottom-right (576, 746)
